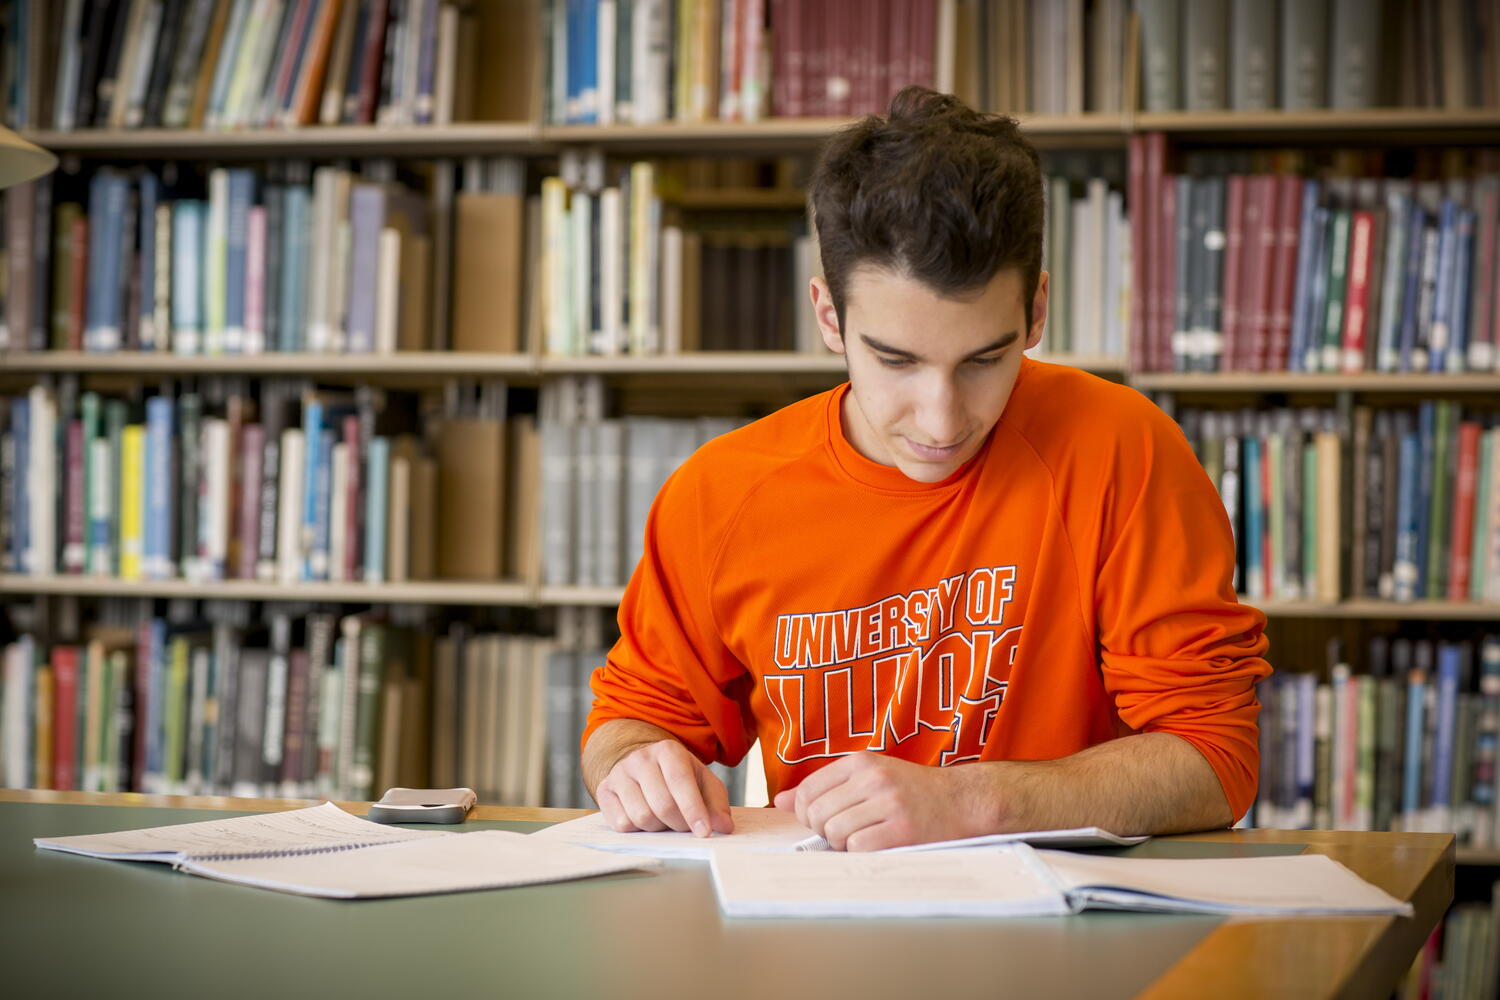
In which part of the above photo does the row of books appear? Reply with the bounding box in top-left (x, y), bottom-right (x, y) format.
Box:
top-left (544, 0), bottom-right (943, 125)
top-left (1250, 636), bottom-right (1500, 847)
top-left (0, 379), bottom-right (506, 586)
top-left (1, 0), bottom-right (481, 132)
top-left (1408, 887), bottom-right (1500, 1000)
top-left (1180, 403), bottom-right (1500, 605)
top-left (1036, 168), bottom-right (1130, 359)
top-left (538, 377), bottom-right (742, 588)
top-left (0, 603), bottom-right (753, 808)
top-left (1128, 138), bottom-right (1500, 373)
top-left (0, 162), bottom-right (435, 355)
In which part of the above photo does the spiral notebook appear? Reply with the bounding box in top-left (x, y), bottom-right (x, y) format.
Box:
top-left (34, 802), bottom-right (657, 899)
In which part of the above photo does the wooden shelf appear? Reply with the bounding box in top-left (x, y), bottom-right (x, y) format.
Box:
top-left (1131, 372), bottom-right (1500, 393)
top-left (1243, 598), bottom-right (1500, 620)
top-left (1457, 848), bottom-right (1500, 866)
top-left (537, 585), bottom-right (628, 606)
top-left (668, 189), bottom-right (808, 210)
top-left (0, 574), bottom-right (531, 606)
top-left (0, 351), bottom-right (537, 379)
top-left (538, 352), bottom-right (847, 375)
top-left (1132, 107), bottom-right (1500, 144)
top-left (23, 123), bottom-right (542, 159)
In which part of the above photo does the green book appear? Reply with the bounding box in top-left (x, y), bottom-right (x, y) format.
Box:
top-left (1319, 209), bottom-right (1351, 373)
top-left (103, 398), bottom-right (129, 577)
top-left (353, 620), bottom-right (387, 801)
top-left (1427, 402), bottom-right (1455, 599)
top-left (1472, 429), bottom-right (1494, 602)
top-left (1267, 430), bottom-right (1285, 596)
top-left (165, 637), bottom-right (190, 792)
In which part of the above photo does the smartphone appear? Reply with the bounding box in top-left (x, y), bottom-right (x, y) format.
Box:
top-left (367, 787), bottom-right (478, 825)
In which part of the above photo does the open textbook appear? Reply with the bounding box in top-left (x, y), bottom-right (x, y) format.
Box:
top-left (532, 806), bottom-right (1146, 860)
top-left (34, 802), bottom-right (656, 899)
top-left (709, 843), bottom-right (1416, 919)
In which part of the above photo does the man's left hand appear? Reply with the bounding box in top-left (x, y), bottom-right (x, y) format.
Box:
top-left (772, 752), bottom-right (994, 851)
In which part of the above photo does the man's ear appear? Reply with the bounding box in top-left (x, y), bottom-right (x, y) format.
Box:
top-left (1026, 271), bottom-right (1050, 350)
top-left (810, 277), bottom-right (846, 355)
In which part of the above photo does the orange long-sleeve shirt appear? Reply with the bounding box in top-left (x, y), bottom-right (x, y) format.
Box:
top-left (585, 359), bottom-right (1273, 820)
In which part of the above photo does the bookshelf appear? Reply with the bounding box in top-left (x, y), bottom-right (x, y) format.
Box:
top-left (0, 573), bottom-right (530, 606)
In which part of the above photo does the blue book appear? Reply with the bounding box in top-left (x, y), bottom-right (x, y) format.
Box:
top-left (1397, 205), bottom-right (1428, 372)
top-left (566, 0), bottom-right (583, 122)
top-left (1393, 430), bottom-right (1420, 601)
top-left (171, 200), bottom-right (206, 355)
top-left (579, 0), bottom-right (600, 123)
top-left (363, 436), bottom-right (390, 583)
top-left (224, 169), bottom-right (255, 353)
top-left (8, 397), bottom-right (28, 573)
top-left (1428, 200), bottom-right (1459, 372)
top-left (144, 396), bottom-right (175, 580)
top-left (138, 173), bottom-right (160, 350)
top-left (1244, 433), bottom-right (1263, 596)
top-left (85, 172), bottom-right (128, 352)
top-left (1402, 665), bottom-right (1426, 821)
top-left (1296, 672), bottom-right (1317, 825)
top-left (1448, 209), bottom-right (1476, 372)
top-left (344, 184), bottom-right (387, 353)
top-left (206, 0), bottom-right (252, 126)
top-left (311, 428), bottom-right (336, 581)
top-left (1430, 642), bottom-right (1461, 821)
top-left (300, 399), bottom-right (324, 580)
top-left (1288, 181), bottom-right (1323, 371)
top-left (1414, 402), bottom-right (1436, 598)
top-left (280, 184), bottom-right (311, 352)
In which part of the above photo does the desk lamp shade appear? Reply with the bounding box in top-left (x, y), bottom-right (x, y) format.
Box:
top-left (0, 123), bottom-right (56, 188)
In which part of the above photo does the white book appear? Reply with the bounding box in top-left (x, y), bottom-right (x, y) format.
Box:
top-left (201, 418), bottom-right (230, 580)
top-left (88, 438), bottom-right (113, 575)
top-left (631, 0), bottom-right (669, 125)
top-left (599, 187), bottom-right (624, 353)
top-left (597, 0), bottom-right (617, 125)
top-left (375, 227), bottom-right (402, 354)
top-left (660, 224), bottom-right (683, 354)
top-left (276, 429), bottom-right (305, 585)
top-left (2, 641), bottom-right (31, 787)
top-left (595, 419), bottom-right (625, 586)
top-left (25, 385), bottom-right (56, 576)
top-left (709, 844), bottom-right (1413, 920)
top-left (206, 170), bottom-right (229, 354)
top-left (34, 802), bottom-right (655, 900)
top-left (434, 4), bottom-right (458, 125)
top-left (571, 190), bottom-right (594, 354)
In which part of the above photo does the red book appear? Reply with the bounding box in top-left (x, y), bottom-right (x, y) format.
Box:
top-left (1340, 210), bottom-right (1376, 372)
top-left (68, 215), bottom-right (88, 350)
top-left (770, 0), bottom-right (795, 116)
top-left (1449, 421), bottom-right (1483, 599)
top-left (743, 0), bottom-right (768, 118)
top-left (269, 0), bottom-right (318, 121)
top-left (281, 649), bottom-right (310, 788)
top-left (356, 0), bottom-right (391, 124)
top-left (828, 0), bottom-right (853, 117)
top-left (910, 0), bottom-right (936, 92)
top-left (1156, 173), bottom-right (1178, 373)
top-left (804, 0), bottom-right (826, 115)
top-left (237, 424), bottom-right (265, 580)
top-left (722, 0), bottom-right (742, 120)
top-left (63, 419), bottom-right (85, 573)
top-left (1471, 181), bottom-right (1498, 371)
top-left (1220, 175), bottom-right (1247, 371)
top-left (1127, 134), bottom-right (1149, 373)
top-left (1264, 174), bottom-right (1303, 371)
top-left (51, 646), bottom-right (80, 791)
top-left (343, 414), bottom-right (363, 581)
top-left (1242, 176), bottom-right (1278, 371)
top-left (870, 0), bottom-right (890, 113)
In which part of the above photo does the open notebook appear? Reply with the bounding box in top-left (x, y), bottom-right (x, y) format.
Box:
top-left (34, 802), bottom-right (656, 899)
top-left (531, 806), bottom-right (1146, 860)
top-left (709, 842), bottom-right (1415, 919)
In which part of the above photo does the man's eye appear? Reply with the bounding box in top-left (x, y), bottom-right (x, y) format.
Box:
top-left (969, 355), bottom-right (1002, 367)
top-left (877, 356), bottom-right (913, 368)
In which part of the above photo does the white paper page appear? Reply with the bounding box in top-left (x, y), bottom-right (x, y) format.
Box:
top-left (709, 843), bottom-right (1074, 918)
top-left (34, 802), bottom-right (446, 862)
top-left (1034, 850), bottom-right (1415, 916)
top-left (531, 806), bottom-right (819, 860)
top-left (178, 830), bottom-right (660, 899)
top-left (878, 827), bottom-right (1149, 853)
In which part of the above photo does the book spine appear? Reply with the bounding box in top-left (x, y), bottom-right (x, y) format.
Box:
top-left (362, 436), bottom-right (389, 583)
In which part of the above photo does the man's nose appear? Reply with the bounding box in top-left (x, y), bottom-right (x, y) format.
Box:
top-left (912, 377), bottom-right (965, 445)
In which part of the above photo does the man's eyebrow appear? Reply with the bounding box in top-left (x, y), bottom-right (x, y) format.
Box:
top-left (859, 330), bottom-right (1021, 360)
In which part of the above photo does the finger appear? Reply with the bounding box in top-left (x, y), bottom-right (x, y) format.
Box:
top-left (772, 789), bottom-right (796, 812)
top-left (595, 785), bottom-right (633, 833)
top-left (611, 777), bottom-right (669, 832)
top-left (845, 820), bottom-right (904, 853)
top-left (698, 769), bottom-right (735, 834)
top-left (819, 799), bottom-right (890, 852)
top-left (635, 762), bottom-right (694, 832)
top-left (800, 775), bottom-right (871, 840)
top-left (788, 760), bottom-right (857, 833)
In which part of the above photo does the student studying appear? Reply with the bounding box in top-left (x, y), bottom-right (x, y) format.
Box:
top-left (582, 87), bottom-right (1273, 851)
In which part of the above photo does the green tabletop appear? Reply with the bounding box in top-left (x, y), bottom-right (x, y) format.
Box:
top-left (1, 801), bottom-right (1308, 999)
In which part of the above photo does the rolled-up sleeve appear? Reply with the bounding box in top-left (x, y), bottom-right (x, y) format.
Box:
top-left (1094, 414), bottom-right (1273, 822)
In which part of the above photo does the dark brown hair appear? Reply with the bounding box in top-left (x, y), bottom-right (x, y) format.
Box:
top-left (808, 86), bottom-right (1045, 333)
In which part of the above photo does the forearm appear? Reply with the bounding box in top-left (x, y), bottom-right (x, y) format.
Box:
top-left (580, 718), bottom-right (683, 801)
top-left (974, 732), bottom-right (1234, 837)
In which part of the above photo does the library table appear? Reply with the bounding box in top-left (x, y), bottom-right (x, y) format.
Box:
top-left (0, 790), bottom-right (1452, 999)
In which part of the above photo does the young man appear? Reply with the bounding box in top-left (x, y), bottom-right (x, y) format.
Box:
top-left (581, 87), bottom-right (1272, 851)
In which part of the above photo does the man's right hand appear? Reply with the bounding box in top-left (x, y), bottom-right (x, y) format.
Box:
top-left (592, 733), bottom-right (735, 838)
